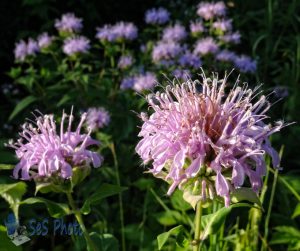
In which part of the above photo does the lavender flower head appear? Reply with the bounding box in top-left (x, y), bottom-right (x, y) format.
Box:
top-left (96, 22), bottom-right (138, 42)
top-left (14, 40), bottom-right (28, 62)
top-left (86, 107), bottom-right (110, 131)
top-left (173, 69), bottom-right (191, 81)
top-left (197, 1), bottom-right (226, 20)
top-left (27, 38), bottom-right (39, 55)
top-left (213, 19), bottom-right (232, 32)
top-left (136, 72), bottom-right (287, 207)
top-left (133, 72), bottom-right (157, 92)
top-left (120, 76), bottom-right (135, 90)
top-left (220, 31), bottom-right (241, 44)
top-left (55, 13), bottom-right (83, 33)
top-left (162, 24), bottom-right (187, 42)
top-left (63, 36), bottom-right (90, 56)
top-left (7, 109), bottom-right (103, 180)
top-left (145, 8), bottom-right (170, 25)
top-left (190, 21), bottom-right (205, 35)
top-left (37, 33), bottom-right (54, 49)
top-left (194, 37), bottom-right (219, 56)
top-left (234, 55), bottom-right (257, 73)
top-left (152, 41), bottom-right (182, 63)
top-left (118, 55), bottom-right (134, 69)
top-left (179, 51), bottom-right (202, 69)
top-left (216, 50), bottom-right (236, 62)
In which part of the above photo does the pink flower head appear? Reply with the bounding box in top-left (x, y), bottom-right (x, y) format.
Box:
top-left (136, 72), bottom-right (287, 207)
top-left (7, 108), bottom-right (103, 180)
top-left (86, 107), bottom-right (110, 131)
top-left (197, 1), bottom-right (226, 20)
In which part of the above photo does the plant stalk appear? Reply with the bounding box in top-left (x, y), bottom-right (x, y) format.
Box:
top-left (193, 200), bottom-right (203, 251)
top-left (67, 192), bottom-right (99, 251)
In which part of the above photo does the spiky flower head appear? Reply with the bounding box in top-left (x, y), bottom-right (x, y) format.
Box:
top-left (55, 13), bottom-right (83, 33)
top-left (86, 107), bottom-right (110, 131)
top-left (152, 41), bottom-right (182, 63)
top-left (7, 109), bottom-right (103, 180)
top-left (197, 1), bottom-right (226, 20)
top-left (136, 72), bottom-right (286, 207)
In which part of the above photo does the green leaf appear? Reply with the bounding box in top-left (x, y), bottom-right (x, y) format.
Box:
top-left (7, 67), bottom-right (22, 79)
top-left (0, 225), bottom-right (22, 251)
top-left (231, 187), bottom-right (262, 208)
top-left (157, 225), bottom-right (185, 250)
top-left (88, 232), bottom-right (119, 251)
top-left (171, 190), bottom-right (192, 211)
top-left (292, 203), bottom-right (300, 219)
top-left (182, 189), bottom-right (202, 210)
top-left (270, 226), bottom-right (300, 247)
top-left (9, 96), bottom-right (37, 121)
top-left (35, 180), bottom-right (72, 195)
top-left (71, 166), bottom-right (91, 189)
top-left (0, 164), bottom-right (15, 170)
top-left (201, 203), bottom-right (251, 240)
top-left (21, 197), bottom-right (70, 218)
top-left (81, 184), bottom-right (127, 215)
top-left (0, 182), bottom-right (26, 207)
top-left (57, 93), bottom-right (72, 107)
top-left (155, 210), bottom-right (187, 226)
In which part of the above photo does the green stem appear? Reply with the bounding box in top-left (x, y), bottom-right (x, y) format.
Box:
top-left (110, 143), bottom-right (126, 251)
top-left (193, 200), bottom-right (203, 251)
top-left (66, 192), bottom-right (98, 251)
top-left (261, 168), bottom-right (278, 251)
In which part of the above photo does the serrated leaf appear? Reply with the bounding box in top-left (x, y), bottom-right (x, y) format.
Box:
top-left (81, 184), bottom-right (126, 215)
top-left (9, 96), bottom-right (37, 121)
top-left (157, 225), bottom-right (184, 250)
top-left (231, 187), bottom-right (262, 208)
top-left (21, 197), bottom-right (70, 218)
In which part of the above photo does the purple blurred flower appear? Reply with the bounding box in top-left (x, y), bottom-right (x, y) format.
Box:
top-left (86, 107), bottom-right (110, 131)
top-left (7, 109), bottom-right (102, 180)
top-left (179, 51), bottom-right (202, 69)
top-left (136, 73), bottom-right (287, 207)
top-left (133, 72), bottom-right (157, 92)
top-left (162, 24), bottom-right (187, 42)
top-left (55, 13), bottom-right (83, 33)
top-left (220, 31), bottom-right (241, 44)
top-left (96, 22), bottom-right (138, 42)
top-left (145, 8), bottom-right (170, 25)
top-left (63, 36), bottom-right (90, 56)
top-left (190, 21), bottom-right (205, 35)
top-left (213, 19), bottom-right (232, 32)
top-left (197, 1), bottom-right (226, 20)
top-left (273, 86), bottom-right (289, 98)
top-left (152, 41), bottom-right (182, 63)
top-left (173, 69), bottom-right (191, 81)
top-left (216, 50), bottom-right (236, 62)
top-left (120, 76), bottom-right (135, 90)
top-left (194, 37), bottom-right (219, 56)
top-left (118, 55), bottom-right (134, 69)
top-left (27, 38), bottom-right (39, 55)
top-left (14, 40), bottom-right (28, 61)
top-left (234, 55), bottom-right (257, 73)
top-left (37, 33), bottom-right (54, 49)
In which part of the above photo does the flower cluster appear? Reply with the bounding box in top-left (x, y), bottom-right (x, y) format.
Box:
top-left (145, 8), bottom-right (170, 25)
top-left (197, 1), bottom-right (226, 20)
top-left (63, 36), bottom-right (90, 56)
top-left (14, 39), bottom-right (39, 62)
top-left (136, 73), bottom-right (286, 207)
top-left (86, 107), bottom-right (110, 131)
top-left (55, 13), bottom-right (83, 33)
top-left (118, 55), bottom-right (134, 69)
top-left (7, 109), bottom-right (103, 180)
top-left (96, 22), bottom-right (138, 42)
top-left (162, 24), bottom-right (187, 42)
top-left (37, 33), bottom-right (54, 49)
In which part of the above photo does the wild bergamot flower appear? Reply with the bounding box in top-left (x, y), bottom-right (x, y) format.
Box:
top-left (136, 72), bottom-right (287, 207)
top-left (7, 108), bottom-right (102, 180)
